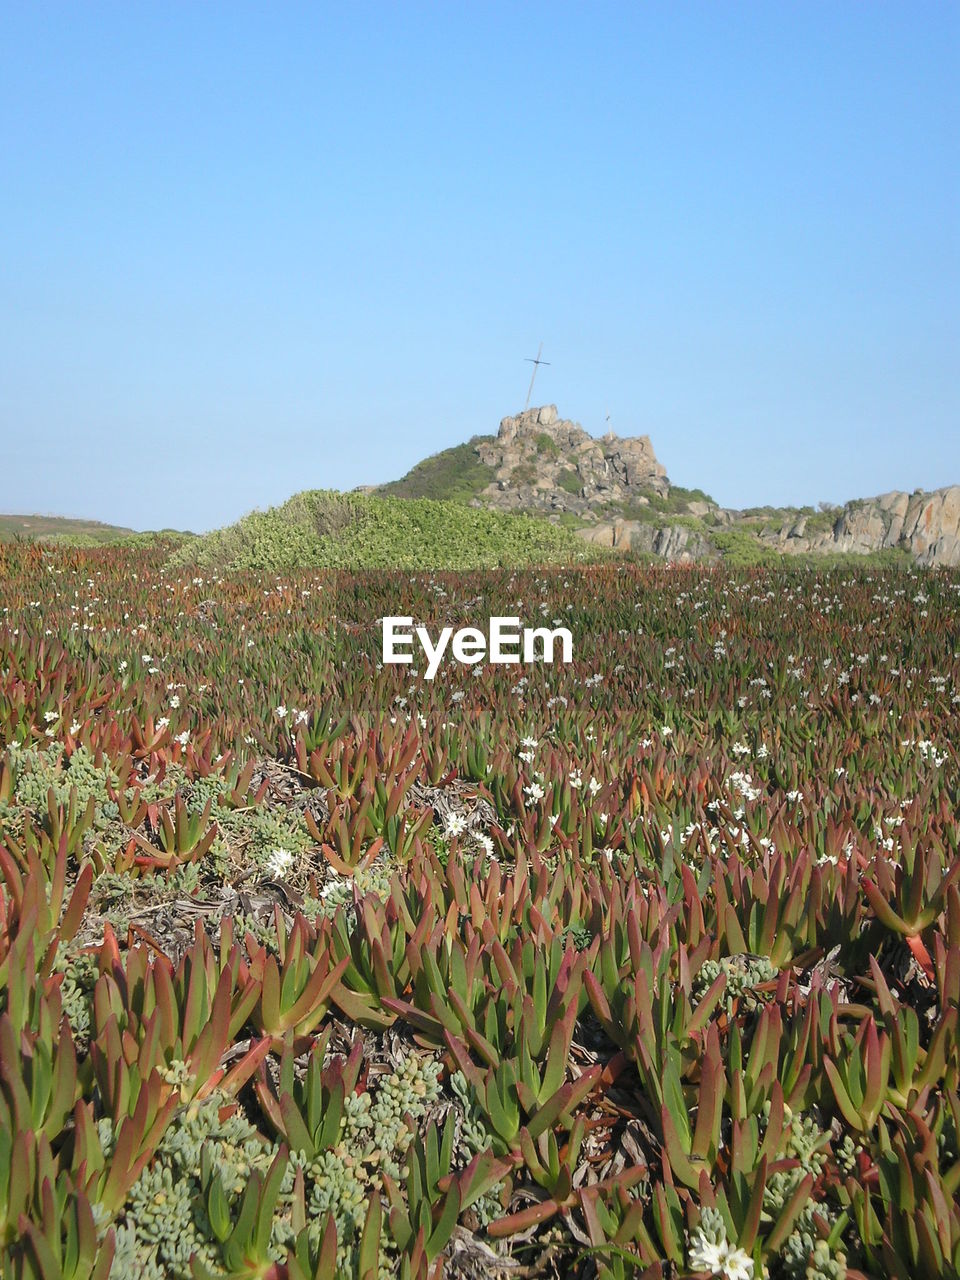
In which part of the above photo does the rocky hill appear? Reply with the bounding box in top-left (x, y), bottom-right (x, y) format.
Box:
top-left (379, 406), bottom-right (960, 567)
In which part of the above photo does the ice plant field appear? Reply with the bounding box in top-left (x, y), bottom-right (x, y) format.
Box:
top-left (1, 540), bottom-right (959, 1280)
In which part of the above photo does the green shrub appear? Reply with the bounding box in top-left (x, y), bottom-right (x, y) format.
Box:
top-left (641, 484), bottom-right (716, 515)
top-left (171, 490), bottom-right (611, 571)
top-left (711, 528), bottom-right (782, 567)
top-left (801, 510), bottom-right (841, 537)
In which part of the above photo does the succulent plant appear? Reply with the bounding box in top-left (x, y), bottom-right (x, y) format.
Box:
top-left (2, 550), bottom-right (960, 1276)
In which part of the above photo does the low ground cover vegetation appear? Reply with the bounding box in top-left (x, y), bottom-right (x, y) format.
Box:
top-left (0, 542), bottom-right (958, 1278)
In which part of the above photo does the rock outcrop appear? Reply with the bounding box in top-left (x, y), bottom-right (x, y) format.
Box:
top-left (762, 487), bottom-right (960, 567)
top-left (576, 486), bottom-right (960, 567)
top-left (577, 518), bottom-right (713, 563)
top-left (476, 406), bottom-right (669, 516)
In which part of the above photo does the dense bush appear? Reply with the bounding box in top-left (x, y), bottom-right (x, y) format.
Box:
top-left (171, 489), bottom-right (606, 571)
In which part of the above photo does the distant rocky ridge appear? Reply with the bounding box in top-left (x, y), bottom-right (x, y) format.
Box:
top-left (578, 488), bottom-right (960, 567)
top-left (761, 487), bottom-right (960, 567)
top-left (376, 405), bottom-right (959, 567)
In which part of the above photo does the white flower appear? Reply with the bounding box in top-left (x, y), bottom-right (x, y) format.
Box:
top-left (70, 721), bottom-right (82, 735)
top-left (521, 736), bottom-right (538, 748)
top-left (523, 782), bottom-right (545, 803)
top-left (168, 694), bottom-right (180, 709)
top-left (156, 717), bottom-right (170, 731)
top-left (688, 1236), bottom-right (754, 1280)
top-left (688, 1237), bottom-right (726, 1274)
top-left (174, 730), bottom-right (190, 747)
top-left (728, 771), bottom-right (761, 802)
top-left (444, 813), bottom-right (468, 838)
top-left (275, 704), bottom-right (288, 719)
top-left (719, 1249), bottom-right (753, 1280)
top-left (474, 832), bottom-right (494, 855)
top-left (588, 776), bottom-right (601, 797)
top-left (266, 848), bottom-right (294, 878)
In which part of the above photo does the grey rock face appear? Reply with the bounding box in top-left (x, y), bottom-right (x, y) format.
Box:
top-left (576, 519), bottom-right (713, 563)
top-left (476, 406), bottom-right (669, 516)
top-left (758, 485), bottom-right (960, 566)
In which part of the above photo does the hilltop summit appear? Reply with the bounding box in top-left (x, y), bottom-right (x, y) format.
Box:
top-left (474, 406), bottom-right (669, 517)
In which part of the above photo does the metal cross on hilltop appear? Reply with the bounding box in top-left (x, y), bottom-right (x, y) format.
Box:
top-left (523, 343), bottom-right (550, 411)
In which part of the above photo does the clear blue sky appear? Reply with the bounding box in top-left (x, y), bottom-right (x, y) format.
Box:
top-left (1, 3), bottom-right (957, 531)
